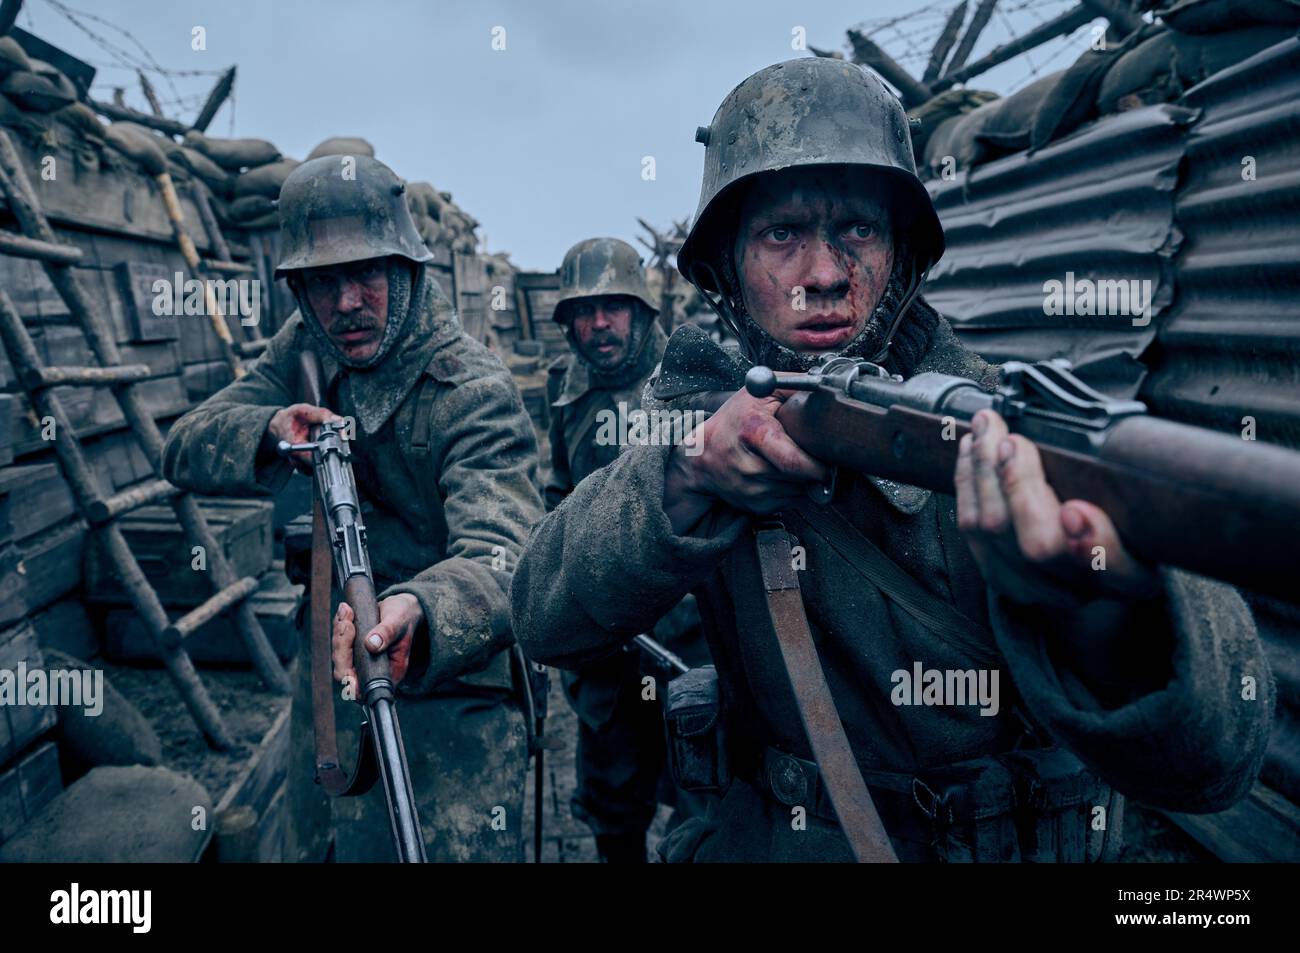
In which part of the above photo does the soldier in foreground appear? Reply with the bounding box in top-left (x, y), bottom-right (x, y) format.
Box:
top-left (511, 58), bottom-right (1273, 862)
top-left (163, 156), bottom-right (543, 862)
top-left (544, 238), bottom-right (711, 862)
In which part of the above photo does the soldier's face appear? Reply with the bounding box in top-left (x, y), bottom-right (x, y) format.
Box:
top-left (734, 168), bottom-right (894, 354)
top-left (300, 257), bottom-right (389, 362)
top-left (570, 295), bottom-right (634, 369)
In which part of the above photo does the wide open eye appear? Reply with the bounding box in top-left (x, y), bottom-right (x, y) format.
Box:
top-left (849, 222), bottom-right (879, 241)
top-left (764, 225), bottom-right (795, 243)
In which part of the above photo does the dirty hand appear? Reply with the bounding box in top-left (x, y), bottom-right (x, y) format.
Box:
top-left (268, 403), bottom-right (342, 471)
top-left (664, 386), bottom-right (829, 534)
top-left (332, 594), bottom-right (422, 694)
top-left (955, 408), bottom-right (1159, 607)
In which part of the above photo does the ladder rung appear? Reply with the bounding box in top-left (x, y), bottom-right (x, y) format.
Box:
top-left (0, 230), bottom-right (83, 264)
top-left (21, 363), bottom-right (152, 389)
top-left (206, 259), bottom-right (255, 275)
top-left (163, 575), bottom-right (260, 647)
top-left (87, 478), bottom-right (179, 524)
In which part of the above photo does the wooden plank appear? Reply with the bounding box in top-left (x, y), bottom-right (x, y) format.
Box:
top-left (0, 741), bottom-right (63, 847)
top-left (256, 781), bottom-right (286, 862)
top-left (1161, 784), bottom-right (1300, 863)
top-left (12, 519), bottom-right (85, 616)
top-left (0, 623), bottom-right (58, 763)
top-left (0, 464), bottom-right (75, 542)
top-left (216, 707), bottom-right (290, 819)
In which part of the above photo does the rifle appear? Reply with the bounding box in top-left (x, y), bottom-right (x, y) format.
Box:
top-left (279, 350), bottom-right (426, 863)
top-left (627, 633), bottom-right (690, 676)
top-left (743, 356), bottom-right (1300, 599)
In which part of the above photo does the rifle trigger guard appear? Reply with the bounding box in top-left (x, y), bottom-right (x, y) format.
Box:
top-left (806, 466), bottom-right (836, 505)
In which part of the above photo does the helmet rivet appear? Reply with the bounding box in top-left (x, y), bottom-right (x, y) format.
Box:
top-left (728, 131), bottom-right (737, 144)
top-left (695, 125), bottom-right (711, 145)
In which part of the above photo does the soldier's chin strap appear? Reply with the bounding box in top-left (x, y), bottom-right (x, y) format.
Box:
top-left (868, 258), bottom-right (927, 365)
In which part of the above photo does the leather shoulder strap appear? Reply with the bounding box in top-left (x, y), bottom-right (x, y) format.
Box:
top-left (790, 502), bottom-right (1004, 670)
top-left (411, 372), bottom-right (439, 454)
top-left (753, 523), bottom-right (898, 864)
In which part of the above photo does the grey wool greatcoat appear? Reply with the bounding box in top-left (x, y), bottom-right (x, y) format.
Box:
top-left (510, 306), bottom-right (1274, 862)
top-left (163, 274), bottom-right (544, 862)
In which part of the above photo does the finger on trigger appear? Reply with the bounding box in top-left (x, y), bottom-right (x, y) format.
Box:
top-left (971, 411), bottom-right (1010, 533)
top-left (954, 432), bottom-right (979, 531)
top-left (1000, 435), bottom-right (1066, 563)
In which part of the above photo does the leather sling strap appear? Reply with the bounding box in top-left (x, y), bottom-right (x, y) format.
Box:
top-left (753, 523), bottom-right (899, 863)
top-left (310, 494), bottom-right (377, 797)
top-left (790, 501), bottom-right (1004, 669)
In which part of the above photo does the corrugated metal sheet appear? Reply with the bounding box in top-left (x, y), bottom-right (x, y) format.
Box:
top-left (926, 104), bottom-right (1195, 396)
top-left (1144, 36), bottom-right (1300, 449)
top-left (923, 35), bottom-right (1300, 858)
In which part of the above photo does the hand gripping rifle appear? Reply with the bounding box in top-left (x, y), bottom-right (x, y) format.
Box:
top-left (744, 356), bottom-right (1300, 599)
top-left (279, 350), bottom-right (426, 863)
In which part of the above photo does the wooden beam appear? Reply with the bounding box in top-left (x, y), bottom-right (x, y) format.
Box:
top-left (192, 66), bottom-right (236, 134)
top-left (846, 29), bottom-right (933, 107)
top-left (91, 99), bottom-right (188, 137)
top-left (935, 4), bottom-right (1097, 91)
top-left (138, 70), bottom-right (163, 118)
top-left (923, 1), bottom-right (968, 86)
top-left (943, 0), bottom-right (998, 78)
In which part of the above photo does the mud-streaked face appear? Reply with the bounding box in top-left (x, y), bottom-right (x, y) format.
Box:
top-left (568, 294), bottom-right (635, 370)
top-left (734, 167), bottom-right (894, 354)
top-left (299, 257), bottom-right (390, 363)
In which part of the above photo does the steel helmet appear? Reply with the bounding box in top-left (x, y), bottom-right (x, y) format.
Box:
top-left (552, 237), bottom-right (658, 324)
top-left (275, 155), bottom-right (433, 275)
top-left (677, 56), bottom-right (944, 296)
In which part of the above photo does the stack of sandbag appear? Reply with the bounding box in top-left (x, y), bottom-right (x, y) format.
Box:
top-left (306, 135), bottom-right (375, 160)
top-left (909, 88), bottom-right (997, 168)
top-left (923, 72), bottom-right (1064, 176)
top-left (1098, 21), bottom-right (1297, 113)
top-left (403, 179), bottom-right (480, 255)
top-left (182, 129), bottom-right (285, 228)
top-left (0, 43), bottom-right (76, 114)
top-left (1154, 0), bottom-right (1300, 32)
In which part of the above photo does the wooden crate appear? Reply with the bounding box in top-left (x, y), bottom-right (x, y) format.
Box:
top-left (84, 497), bottom-right (273, 607)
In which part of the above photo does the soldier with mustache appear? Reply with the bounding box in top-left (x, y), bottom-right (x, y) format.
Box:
top-left (544, 238), bottom-right (712, 862)
top-left (511, 58), bottom-right (1272, 861)
top-left (163, 155), bottom-right (544, 862)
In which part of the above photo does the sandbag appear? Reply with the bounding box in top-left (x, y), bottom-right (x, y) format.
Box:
top-left (977, 71), bottom-right (1062, 152)
top-left (0, 91), bottom-right (26, 126)
top-left (166, 142), bottom-right (234, 195)
top-left (0, 70), bottom-right (74, 113)
top-left (233, 157), bottom-right (301, 198)
top-left (926, 97), bottom-right (1001, 174)
top-left (406, 180), bottom-right (440, 220)
top-left (43, 650), bottom-right (161, 776)
top-left (1155, 0), bottom-right (1300, 33)
top-left (306, 135), bottom-right (375, 160)
top-left (1098, 24), bottom-right (1296, 112)
top-left (183, 129), bottom-right (280, 170)
top-left (0, 36), bottom-right (32, 75)
top-left (31, 59), bottom-right (78, 101)
top-left (228, 194), bottom-right (277, 222)
top-left (909, 88), bottom-right (998, 159)
top-left (104, 121), bottom-right (168, 175)
top-left (54, 101), bottom-right (105, 140)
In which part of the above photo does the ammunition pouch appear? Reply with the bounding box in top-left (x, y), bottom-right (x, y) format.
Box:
top-left (664, 665), bottom-right (729, 793)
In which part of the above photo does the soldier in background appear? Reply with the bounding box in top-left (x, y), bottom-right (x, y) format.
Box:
top-left (544, 238), bottom-right (711, 862)
top-left (163, 156), bottom-right (544, 862)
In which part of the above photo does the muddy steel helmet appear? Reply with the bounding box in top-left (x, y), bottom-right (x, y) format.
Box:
top-left (552, 237), bottom-right (658, 324)
top-left (677, 57), bottom-right (945, 348)
top-left (275, 155), bottom-right (433, 275)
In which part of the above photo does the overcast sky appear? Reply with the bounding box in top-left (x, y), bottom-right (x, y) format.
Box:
top-left (20, 0), bottom-right (1100, 271)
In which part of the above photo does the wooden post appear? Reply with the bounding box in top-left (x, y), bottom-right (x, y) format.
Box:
top-left (923, 1), bottom-right (968, 86)
top-left (92, 99), bottom-right (189, 137)
top-left (847, 29), bottom-right (933, 107)
top-left (192, 66), bottom-right (236, 134)
top-left (943, 0), bottom-right (998, 78)
top-left (138, 70), bottom-right (163, 117)
top-left (935, 4), bottom-right (1096, 91)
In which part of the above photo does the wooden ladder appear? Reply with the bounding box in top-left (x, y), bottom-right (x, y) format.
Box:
top-left (0, 128), bottom-right (291, 749)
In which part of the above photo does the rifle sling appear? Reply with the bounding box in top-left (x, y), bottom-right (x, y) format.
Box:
top-left (310, 492), bottom-right (379, 798)
top-left (752, 523), bottom-right (898, 863)
top-left (789, 501), bottom-right (1003, 669)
